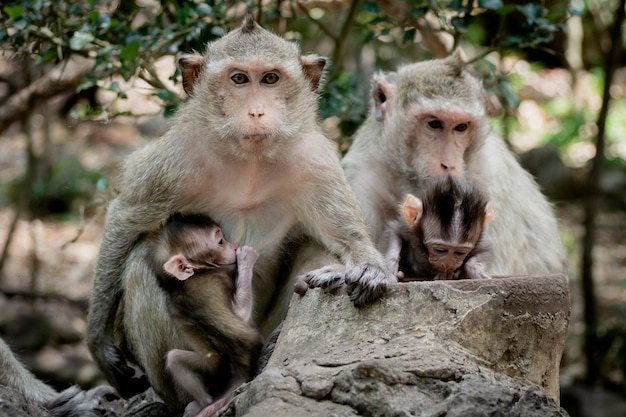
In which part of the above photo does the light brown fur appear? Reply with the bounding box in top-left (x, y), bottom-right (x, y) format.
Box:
top-left (87, 15), bottom-right (393, 412)
top-left (342, 52), bottom-right (567, 276)
top-left (150, 214), bottom-right (263, 417)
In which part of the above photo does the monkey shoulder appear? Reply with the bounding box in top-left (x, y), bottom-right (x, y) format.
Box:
top-left (118, 137), bottom-right (220, 206)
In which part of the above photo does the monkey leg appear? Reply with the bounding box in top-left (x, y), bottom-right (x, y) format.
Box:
top-left (166, 349), bottom-right (219, 410)
top-left (194, 378), bottom-right (245, 417)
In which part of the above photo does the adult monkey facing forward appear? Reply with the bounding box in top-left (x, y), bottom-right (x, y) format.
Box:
top-left (86, 15), bottom-right (394, 410)
top-left (342, 52), bottom-right (567, 276)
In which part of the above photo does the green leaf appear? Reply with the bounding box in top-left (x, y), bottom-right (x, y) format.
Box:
top-left (517, 3), bottom-right (541, 20)
top-left (402, 28), bottom-right (416, 44)
top-left (88, 10), bottom-right (99, 24)
top-left (196, 3), bottom-right (212, 16)
top-left (107, 81), bottom-right (121, 92)
top-left (120, 41), bottom-right (139, 63)
top-left (360, 2), bottom-right (379, 13)
top-left (96, 177), bottom-right (109, 191)
top-left (69, 31), bottom-right (94, 50)
top-left (3, 5), bottom-right (24, 19)
top-left (479, 0), bottom-right (503, 10)
top-left (567, 6), bottom-right (585, 17)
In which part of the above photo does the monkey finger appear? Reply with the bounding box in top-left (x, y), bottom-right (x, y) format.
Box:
top-left (345, 263), bottom-right (395, 307)
top-left (293, 278), bottom-right (309, 296)
top-left (303, 264), bottom-right (347, 292)
top-left (48, 385), bottom-right (118, 417)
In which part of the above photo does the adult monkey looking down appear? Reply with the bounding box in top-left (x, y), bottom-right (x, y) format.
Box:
top-left (86, 15), bottom-right (394, 409)
top-left (342, 52), bottom-right (567, 276)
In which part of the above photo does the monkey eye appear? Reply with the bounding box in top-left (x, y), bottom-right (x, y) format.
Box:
top-left (454, 250), bottom-right (468, 256)
top-left (231, 73), bottom-right (249, 84)
top-left (214, 229), bottom-right (224, 246)
top-left (433, 247), bottom-right (448, 254)
top-left (427, 120), bottom-right (443, 129)
top-left (454, 123), bottom-right (468, 132)
top-left (262, 72), bottom-right (279, 84)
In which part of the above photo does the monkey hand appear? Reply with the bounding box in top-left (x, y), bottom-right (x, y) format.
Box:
top-left (463, 257), bottom-right (492, 280)
top-left (237, 246), bottom-right (259, 269)
top-left (345, 263), bottom-right (395, 307)
top-left (434, 271), bottom-right (457, 281)
top-left (296, 264), bottom-right (348, 296)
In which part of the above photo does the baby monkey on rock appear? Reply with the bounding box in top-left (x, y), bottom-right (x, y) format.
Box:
top-left (385, 176), bottom-right (494, 281)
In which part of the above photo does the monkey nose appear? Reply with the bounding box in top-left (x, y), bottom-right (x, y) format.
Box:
top-left (248, 111), bottom-right (265, 118)
top-left (441, 163), bottom-right (455, 172)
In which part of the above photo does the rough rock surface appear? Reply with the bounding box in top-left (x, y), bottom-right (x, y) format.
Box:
top-left (218, 274), bottom-right (571, 417)
top-left (0, 275), bottom-right (571, 417)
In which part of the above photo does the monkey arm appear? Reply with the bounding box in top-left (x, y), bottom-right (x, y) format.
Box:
top-left (233, 246), bottom-right (258, 323)
top-left (0, 337), bottom-right (116, 416)
top-left (298, 164), bottom-right (396, 307)
top-left (462, 252), bottom-right (492, 280)
top-left (384, 224), bottom-right (403, 277)
top-left (87, 197), bottom-right (174, 397)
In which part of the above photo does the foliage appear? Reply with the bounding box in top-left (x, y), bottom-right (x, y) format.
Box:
top-left (0, 0), bottom-right (586, 216)
top-left (0, 0), bottom-right (579, 124)
top-left (0, 0), bottom-right (252, 117)
top-left (538, 69), bottom-right (626, 168)
top-left (321, 71), bottom-right (366, 147)
top-left (6, 154), bottom-right (104, 218)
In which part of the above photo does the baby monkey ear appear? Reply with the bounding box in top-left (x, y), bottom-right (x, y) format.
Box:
top-left (177, 54), bottom-right (205, 96)
top-left (164, 255), bottom-right (196, 281)
top-left (483, 201), bottom-right (495, 227)
top-left (402, 194), bottom-right (424, 228)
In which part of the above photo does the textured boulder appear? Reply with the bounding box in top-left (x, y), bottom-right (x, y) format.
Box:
top-left (219, 274), bottom-right (570, 417)
top-left (0, 275), bottom-right (570, 416)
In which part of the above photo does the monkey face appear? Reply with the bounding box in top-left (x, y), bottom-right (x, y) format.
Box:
top-left (406, 108), bottom-right (478, 179)
top-left (426, 243), bottom-right (472, 273)
top-left (207, 227), bottom-right (237, 266)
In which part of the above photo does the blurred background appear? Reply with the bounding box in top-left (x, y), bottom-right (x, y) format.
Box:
top-left (0, 1), bottom-right (624, 415)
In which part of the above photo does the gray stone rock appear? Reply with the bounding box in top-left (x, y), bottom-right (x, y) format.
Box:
top-left (220, 274), bottom-right (570, 417)
top-left (2, 275), bottom-right (569, 416)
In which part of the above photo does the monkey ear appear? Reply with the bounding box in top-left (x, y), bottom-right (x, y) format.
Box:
top-left (301, 55), bottom-right (327, 92)
top-left (484, 92), bottom-right (502, 117)
top-left (483, 202), bottom-right (495, 227)
top-left (164, 255), bottom-right (196, 281)
top-left (402, 194), bottom-right (423, 228)
top-left (372, 76), bottom-right (397, 122)
top-left (177, 54), bottom-right (205, 96)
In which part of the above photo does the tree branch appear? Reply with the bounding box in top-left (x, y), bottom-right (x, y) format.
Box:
top-left (0, 55), bottom-right (94, 136)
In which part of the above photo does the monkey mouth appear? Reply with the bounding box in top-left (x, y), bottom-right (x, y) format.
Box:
top-left (243, 133), bottom-right (270, 142)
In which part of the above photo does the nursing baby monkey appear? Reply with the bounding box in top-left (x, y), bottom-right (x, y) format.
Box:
top-left (153, 214), bottom-right (263, 417)
top-left (87, 14), bottom-right (394, 413)
top-left (342, 51), bottom-right (567, 276)
top-left (385, 176), bottom-right (493, 281)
